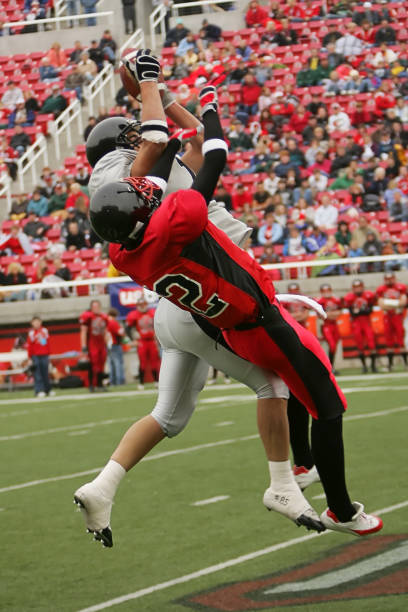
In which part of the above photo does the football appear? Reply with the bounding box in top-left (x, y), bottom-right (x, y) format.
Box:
top-left (119, 47), bottom-right (141, 99)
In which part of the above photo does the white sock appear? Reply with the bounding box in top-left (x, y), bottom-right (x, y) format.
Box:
top-left (92, 460), bottom-right (126, 500)
top-left (268, 460), bottom-right (297, 488)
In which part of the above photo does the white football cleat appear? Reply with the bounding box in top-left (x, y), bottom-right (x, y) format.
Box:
top-left (74, 482), bottom-right (113, 547)
top-left (293, 465), bottom-right (321, 491)
top-left (321, 501), bottom-right (383, 536)
top-left (263, 484), bottom-right (325, 533)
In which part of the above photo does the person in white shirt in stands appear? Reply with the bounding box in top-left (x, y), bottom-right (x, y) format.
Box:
top-left (1, 81), bottom-right (24, 111)
top-left (328, 103), bottom-right (351, 133)
top-left (314, 194), bottom-right (339, 231)
top-left (372, 43), bottom-right (398, 68)
top-left (308, 168), bottom-right (328, 193)
top-left (335, 22), bottom-right (365, 57)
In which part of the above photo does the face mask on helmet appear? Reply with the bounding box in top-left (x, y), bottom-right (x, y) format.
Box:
top-left (86, 117), bottom-right (142, 167)
top-left (90, 176), bottom-right (162, 247)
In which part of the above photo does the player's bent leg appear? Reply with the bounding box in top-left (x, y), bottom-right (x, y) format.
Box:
top-left (320, 502), bottom-right (383, 536)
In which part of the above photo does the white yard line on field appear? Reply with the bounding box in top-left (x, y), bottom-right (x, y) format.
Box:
top-left (76, 499), bottom-right (408, 612)
top-left (1, 403), bottom-right (407, 493)
top-left (191, 495), bottom-right (230, 506)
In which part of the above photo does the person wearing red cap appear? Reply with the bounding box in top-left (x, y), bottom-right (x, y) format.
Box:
top-left (317, 283), bottom-right (342, 370)
top-left (343, 280), bottom-right (377, 373)
top-left (376, 272), bottom-right (407, 371)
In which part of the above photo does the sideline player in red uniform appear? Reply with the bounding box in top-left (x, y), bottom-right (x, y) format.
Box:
top-left (126, 295), bottom-right (160, 388)
top-left (27, 316), bottom-right (52, 398)
top-left (79, 300), bottom-right (109, 391)
top-left (343, 280), bottom-right (377, 373)
top-left (88, 66), bottom-right (382, 538)
top-left (317, 283), bottom-right (342, 370)
top-left (376, 272), bottom-right (407, 370)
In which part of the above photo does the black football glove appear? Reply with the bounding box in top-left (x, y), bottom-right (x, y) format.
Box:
top-left (123, 48), bottom-right (160, 83)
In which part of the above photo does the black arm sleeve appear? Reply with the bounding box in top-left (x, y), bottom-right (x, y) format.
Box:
top-left (191, 109), bottom-right (227, 204)
top-left (148, 139), bottom-right (181, 183)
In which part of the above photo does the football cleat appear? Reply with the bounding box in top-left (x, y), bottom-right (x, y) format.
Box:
top-left (293, 465), bottom-right (321, 491)
top-left (74, 482), bottom-right (113, 548)
top-left (320, 501), bottom-right (383, 536)
top-left (263, 485), bottom-right (326, 533)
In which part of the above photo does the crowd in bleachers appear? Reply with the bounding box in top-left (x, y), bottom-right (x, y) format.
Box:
top-left (3, 0), bottom-right (408, 299)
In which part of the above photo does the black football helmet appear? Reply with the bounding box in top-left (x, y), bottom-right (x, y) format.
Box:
top-left (90, 176), bottom-right (162, 246)
top-left (86, 117), bottom-right (142, 167)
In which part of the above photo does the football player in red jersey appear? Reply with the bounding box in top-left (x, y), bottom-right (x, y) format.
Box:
top-left (126, 295), bottom-right (160, 388)
top-left (317, 283), bottom-right (342, 370)
top-left (343, 279), bottom-right (377, 374)
top-left (376, 272), bottom-right (407, 371)
top-left (79, 300), bottom-right (109, 391)
top-left (27, 316), bottom-right (52, 398)
top-left (85, 62), bottom-right (382, 540)
top-left (284, 282), bottom-right (309, 327)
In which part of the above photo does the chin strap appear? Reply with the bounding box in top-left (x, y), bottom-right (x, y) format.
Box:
top-left (276, 294), bottom-right (327, 320)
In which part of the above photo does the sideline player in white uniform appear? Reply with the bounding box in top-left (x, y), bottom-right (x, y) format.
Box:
top-left (74, 50), bottom-right (324, 547)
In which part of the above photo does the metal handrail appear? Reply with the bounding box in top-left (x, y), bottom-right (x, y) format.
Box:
top-left (3, 10), bottom-right (114, 31)
top-left (119, 28), bottom-right (146, 56)
top-left (83, 62), bottom-right (115, 117)
top-left (15, 133), bottom-right (48, 192)
top-left (50, 98), bottom-right (83, 160)
top-left (150, 3), bottom-right (168, 52)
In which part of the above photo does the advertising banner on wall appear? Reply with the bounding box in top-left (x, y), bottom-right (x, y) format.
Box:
top-left (108, 282), bottom-right (158, 318)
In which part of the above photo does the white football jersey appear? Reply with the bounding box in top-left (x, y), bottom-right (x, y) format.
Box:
top-left (89, 148), bottom-right (251, 248)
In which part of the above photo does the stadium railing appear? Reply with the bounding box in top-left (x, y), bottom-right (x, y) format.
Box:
top-left (15, 132), bottom-right (49, 193)
top-left (150, 0), bottom-right (239, 51)
top-left (0, 172), bottom-right (12, 211)
top-left (3, 11), bottom-right (115, 35)
top-left (0, 253), bottom-right (407, 299)
top-left (49, 98), bottom-right (83, 161)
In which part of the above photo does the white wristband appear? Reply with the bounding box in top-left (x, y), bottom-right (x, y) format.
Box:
top-left (202, 139), bottom-right (228, 156)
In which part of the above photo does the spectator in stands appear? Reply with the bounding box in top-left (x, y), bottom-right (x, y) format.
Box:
top-left (77, 51), bottom-right (98, 81)
top-left (171, 56), bottom-right (190, 80)
top-left (121, 0), bottom-right (137, 35)
top-left (352, 215), bottom-right (380, 249)
top-left (362, 231), bottom-right (383, 271)
top-left (365, 166), bottom-right (388, 195)
top-left (164, 19), bottom-right (189, 47)
top-left (245, 0), bottom-right (269, 27)
top-left (3, 263), bottom-right (28, 301)
top-left (258, 210), bottom-right (283, 245)
top-left (99, 29), bottom-right (117, 64)
top-left (259, 244), bottom-right (281, 265)
top-left (39, 57), bottom-right (60, 83)
top-left (328, 102), bottom-right (351, 133)
top-left (65, 182), bottom-right (89, 209)
top-left (235, 39), bottom-right (253, 62)
top-left (305, 224), bottom-right (327, 253)
top-left (10, 126), bottom-right (31, 156)
top-left (70, 40), bottom-right (84, 64)
top-left (83, 116), bottom-right (97, 141)
top-left (389, 190), bottom-right (408, 221)
top-left (1, 81), bottom-right (24, 111)
top-left (24, 213), bottom-right (49, 241)
top-left (0, 225), bottom-right (33, 256)
top-left (373, 42), bottom-right (398, 68)
top-left (322, 22), bottom-right (343, 47)
top-left (64, 65), bottom-right (87, 103)
top-left (314, 194), bottom-right (339, 231)
top-left (199, 19), bottom-right (221, 43)
top-left (227, 59), bottom-right (249, 84)
top-left (81, 0), bottom-right (98, 26)
top-left (283, 224), bottom-right (307, 256)
top-left (290, 197), bottom-right (315, 227)
top-left (309, 168), bottom-right (328, 193)
top-left (38, 167), bottom-right (57, 198)
top-left (87, 40), bottom-right (104, 72)
top-left (293, 178), bottom-right (313, 205)
top-left (24, 90), bottom-right (40, 116)
top-left (324, 70), bottom-right (344, 96)
top-left (47, 42), bottom-right (68, 68)
top-left (40, 85), bottom-right (68, 118)
top-left (53, 256), bottom-right (72, 282)
top-left (10, 195), bottom-right (29, 221)
top-left (176, 32), bottom-right (198, 57)
top-left (228, 120), bottom-right (253, 151)
top-left (22, 0), bottom-right (46, 33)
top-left (263, 168), bottom-right (279, 195)
top-left (65, 220), bottom-right (87, 251)
top-left (394, 97), bottom-right (408, 124)
top-left (27, 189), bottom-right (49, 217)
top-left (75, 166), bottom-right (90, 187)
top-left (48, 183), bottom-right (68, 218)
top-left (335, 221), bottom-right (352, 247)
top-left (335, 22), bottom-right (365, 57)
top-left (0, 136), bottom-right (18, 180)
top-left (375, 19), bottom-right (397, 45)
top-left (232, 184), bottom-right (251, 211)
top-left (272, 17), bottom-right (297, 46)
top-left (275, 150), bottom-right (300, 180)
top-left (251, 181), bottom-right (273, 211)
top-left (8, 102), bottom-right (35, 128)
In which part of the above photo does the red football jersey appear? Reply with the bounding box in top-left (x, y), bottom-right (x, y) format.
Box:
top-left (79, 311), bottom-right (108, 346)
top-left (27, 327), bottom-right (50, 357)
top-left (376, 282), bottom-right (406, 301)
top-left (343, 291), bottom-right (375, 317)
top-left (110, 189), bottom-right (275, 329)
top-left (126, 308), bottom-right (156, 341)
top-left (317, 295), bottom-right (342, 312)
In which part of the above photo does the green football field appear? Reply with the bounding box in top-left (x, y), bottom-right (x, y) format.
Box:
top-left (1, 373), bottom-right (408, 612)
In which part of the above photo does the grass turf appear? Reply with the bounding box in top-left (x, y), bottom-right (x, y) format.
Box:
top-left (1, 374), bottom-right (407, 612)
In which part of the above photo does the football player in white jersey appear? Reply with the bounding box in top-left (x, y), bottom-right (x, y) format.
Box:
top-left (74, 50), bottom-right (324, 547)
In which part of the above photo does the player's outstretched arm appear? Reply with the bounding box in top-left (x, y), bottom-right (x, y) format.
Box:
top-left (191, 86), bottom-right (228, 204)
